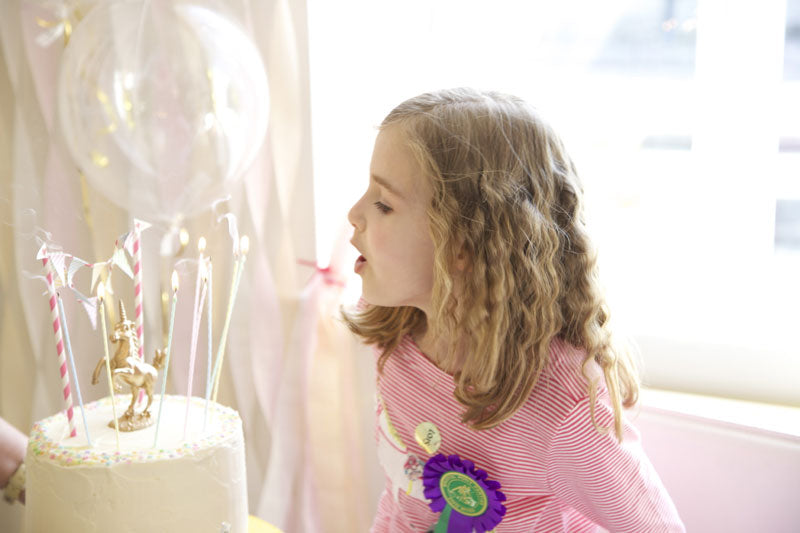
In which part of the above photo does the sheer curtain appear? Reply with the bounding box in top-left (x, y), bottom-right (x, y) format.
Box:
top-left (0, 1), bottom-right (374, 531)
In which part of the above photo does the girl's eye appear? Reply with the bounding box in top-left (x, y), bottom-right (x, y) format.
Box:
top-left (374, 201), bottom-right (393, 214)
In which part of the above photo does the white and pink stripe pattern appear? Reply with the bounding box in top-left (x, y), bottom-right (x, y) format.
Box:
top-left (133, 221), bottom-right (144, 360)
top-left (133, 222), bottom-right (146, 405)
top-left (371, 335), bottom-right (685, 532)
top-left (42, 247), bottom-right (77, 438)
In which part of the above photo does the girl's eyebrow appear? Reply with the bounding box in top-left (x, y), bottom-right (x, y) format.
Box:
top-left (371, 173), bottom-right (405, 200)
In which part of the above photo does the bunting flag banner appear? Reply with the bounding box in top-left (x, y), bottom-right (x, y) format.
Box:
top-left (49, 252), bottom-right (68, 288)
top-left (133, 218), bottom-right (152, 233)
top-left (28, 261), bottom-right (99, 328)
top-left (36, 242), bottom-right (47, 260)
top-left (112, 247), bottom-right (134, 279)
top-left (90, 263), bottom-right (105, 292)
top-left (72, 289), bottom-right (99, 330)
top-left (125, 232), bottom-right (135, 257)
top-left (66, 257), bottom-right (89, 287)
top-left (118, 231), bottom-right (133, 256)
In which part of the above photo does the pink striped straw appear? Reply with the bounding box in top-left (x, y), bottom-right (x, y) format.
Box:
top-left (133, 222), bottom-right (146, 405)
top-left (42, 248), bottom-right (77, 438)
top-left (133, 222), bottom-right (144, 359)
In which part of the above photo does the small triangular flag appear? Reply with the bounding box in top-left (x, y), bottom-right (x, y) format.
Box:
top-left (112, 247), bottom-right (133, 279)
top-left (134, 218), bottom-right (152, 233)
top-left (49, 252), bottom-right (67, 287)
top-left (91, 263), bottom-right (106, 292)
top-left (124, 233), bottom-right (136, 257)
top-left (67, 257), bottom-right (89, 287)
top-left (117, 231), bottom-right (132, 256)
top-left (73, 289), bottom-right (99, 330)
top-left (36, 243), bottom-right (47, 260)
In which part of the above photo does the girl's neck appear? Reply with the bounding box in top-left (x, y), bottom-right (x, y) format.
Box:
top-left (412, 322), bottom-right (465, 376)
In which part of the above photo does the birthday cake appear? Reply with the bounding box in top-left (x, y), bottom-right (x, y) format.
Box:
top-left (24, 394), bottom-right (248, 533)
top-left (25, 218), bottom-right (252, 532)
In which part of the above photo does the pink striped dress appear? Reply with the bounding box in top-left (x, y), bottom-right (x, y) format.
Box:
top-left (371, 335), bottom-right (685, 532)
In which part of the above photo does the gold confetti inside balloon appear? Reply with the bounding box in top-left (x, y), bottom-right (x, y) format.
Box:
top-left (58, 1), bottom-right (269, 222)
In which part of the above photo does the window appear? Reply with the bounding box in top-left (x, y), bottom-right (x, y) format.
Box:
top-left (308, 0), bottom-right (799, 406)
top-left (777, 0), bottom-right (800, 251)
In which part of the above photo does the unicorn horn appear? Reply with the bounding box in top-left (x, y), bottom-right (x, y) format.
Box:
top-left (119, 300), bottom-right (127, 322)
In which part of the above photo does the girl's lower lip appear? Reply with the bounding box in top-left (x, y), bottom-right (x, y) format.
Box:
top-left (354, 255), bottom-right (366, 273)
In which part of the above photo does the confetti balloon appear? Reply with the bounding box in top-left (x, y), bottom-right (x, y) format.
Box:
top-left (58, 1), bottom-right (269, 222)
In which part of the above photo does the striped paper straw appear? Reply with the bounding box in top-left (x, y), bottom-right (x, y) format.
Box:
top-left (133, 222), bottom-right (144, 359)
top-left (57, 294), bottom-right (91, 446)
top-left (42, 248), bottom-right (77, 438)
top-left (133, 222), bottom-right (145, 405)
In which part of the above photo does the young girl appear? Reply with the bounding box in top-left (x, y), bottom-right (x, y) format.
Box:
top-left (345, 88), bottom-right (684, 532)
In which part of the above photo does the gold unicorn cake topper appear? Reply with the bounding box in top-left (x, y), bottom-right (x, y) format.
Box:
top-left (91, 300), bottom-right (167, 431)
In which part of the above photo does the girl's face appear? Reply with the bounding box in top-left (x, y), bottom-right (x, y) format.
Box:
top-left (348, 124), bottom-right (436, 313)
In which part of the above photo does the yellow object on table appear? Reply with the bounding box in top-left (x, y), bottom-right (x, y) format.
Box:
top-left (249, 515), bottom-right (283, 533)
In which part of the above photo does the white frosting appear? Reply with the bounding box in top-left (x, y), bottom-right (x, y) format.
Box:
top-left (25, 395), bottom-right (248, 533)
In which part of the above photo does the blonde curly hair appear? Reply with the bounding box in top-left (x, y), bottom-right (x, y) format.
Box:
top-left (345, 88), bottom-right (639, 440)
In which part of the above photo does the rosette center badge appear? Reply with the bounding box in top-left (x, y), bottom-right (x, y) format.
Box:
top-left (440, 472), bottom-right (488, 517)
top-left (423, 453), bottom-right (507, 532)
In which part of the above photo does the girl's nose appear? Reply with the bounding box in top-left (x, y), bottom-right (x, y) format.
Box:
top-left (347, 196), bottom-right (364, 231)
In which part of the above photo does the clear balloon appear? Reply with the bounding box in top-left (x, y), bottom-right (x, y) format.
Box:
top-left (58, 1), bottom-right (269, 222)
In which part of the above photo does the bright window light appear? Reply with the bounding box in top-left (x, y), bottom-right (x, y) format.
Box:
top-left (308, 0), bottom-right (800, 406)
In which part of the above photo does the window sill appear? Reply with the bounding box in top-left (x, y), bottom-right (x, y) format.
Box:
top-left (638, 388), bottom-right (800, 442)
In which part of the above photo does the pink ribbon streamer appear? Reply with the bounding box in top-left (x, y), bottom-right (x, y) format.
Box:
top-left (297, 259), bottom-right (346, 288)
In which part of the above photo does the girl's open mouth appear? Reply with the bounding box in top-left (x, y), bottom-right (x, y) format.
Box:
top-left (354, 255), bottom-right (367, 273)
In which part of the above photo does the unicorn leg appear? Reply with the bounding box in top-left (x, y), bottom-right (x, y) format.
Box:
top-left (126, 387), bottom-right (137, 417)
top-left (144, 384), bottom-right (154, 414)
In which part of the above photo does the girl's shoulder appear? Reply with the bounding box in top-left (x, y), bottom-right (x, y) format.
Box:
top-left (502, 338), bottom-right (610, 441)
top-left (534, 337), bottom-right (607, 405)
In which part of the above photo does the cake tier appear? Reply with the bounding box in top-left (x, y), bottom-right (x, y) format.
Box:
top-left (25, 394), bottom-right (248, 533)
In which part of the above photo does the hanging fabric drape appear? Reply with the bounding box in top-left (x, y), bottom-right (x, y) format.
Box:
top-left (0, 1), bottom-right (377, 531)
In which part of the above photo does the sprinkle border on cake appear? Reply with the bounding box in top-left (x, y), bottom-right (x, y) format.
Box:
top-left (29, 395), bottom-right (241, 467)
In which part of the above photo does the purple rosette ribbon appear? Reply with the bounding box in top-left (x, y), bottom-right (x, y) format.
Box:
top-left (423, 453), bottom-right (507, 532)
